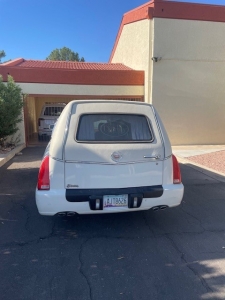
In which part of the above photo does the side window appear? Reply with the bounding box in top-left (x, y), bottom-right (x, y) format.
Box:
top-left (76, 114), bottom-right (153, 142)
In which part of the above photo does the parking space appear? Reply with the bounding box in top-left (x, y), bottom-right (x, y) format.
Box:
top-left (0, 147), bottom-right (225, 299)
top-left (24, 96), bottom-right (72, 145)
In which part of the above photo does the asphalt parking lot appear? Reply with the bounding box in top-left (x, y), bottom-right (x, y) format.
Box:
top-left (0, 146), bottom-right (225, 300)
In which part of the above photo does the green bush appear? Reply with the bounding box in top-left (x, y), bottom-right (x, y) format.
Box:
top-left (0, 75), bottom-right (24, 146)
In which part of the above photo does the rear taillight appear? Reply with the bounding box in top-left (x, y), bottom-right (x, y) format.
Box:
top-left (172, 154), bottom-right (181, 184)
top-left (37, 156), bottom-right (50, 190)
top-left (38, 118), bottom-right (44, 126)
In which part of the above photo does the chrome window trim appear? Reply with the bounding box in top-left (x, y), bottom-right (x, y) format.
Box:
top-left (50, 155), bottom-right (171, 164)
top-left (64, 159), bottom-right (164, 165)
top-left (53, 155), bottom-right (170, 163)
top-left (52, 157), bottom-right (63, 162)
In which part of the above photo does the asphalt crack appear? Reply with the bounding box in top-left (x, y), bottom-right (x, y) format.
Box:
top-left (165, 233), bottom-right (213, 294)
top-left (143, 210), bottom-right (214, 293)
top-left (9, 199), bottom-right (36, 237)
top-left (180, 205), bottom-right (206, 232)
top-left (20, 203), bottom-right (34, 236)
top-left (78, 238), bottom-right (93, 300)
top-left (143, 211), bottom-right (156, 238)
top-left (39, 218), bottom-right (56, 241)
top-left (2, 198), bottom-right (57, 246)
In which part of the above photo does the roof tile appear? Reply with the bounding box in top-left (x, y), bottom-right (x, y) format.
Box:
top-left (15, 59), bottom-right (133, 71)
top-left (0, 58), bottom-right (144, 85)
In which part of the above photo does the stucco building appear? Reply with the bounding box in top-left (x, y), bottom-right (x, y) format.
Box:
top-left (110, 0), bottom-right (225, 145)
top-left (1, 0), bottom-right (225, 146)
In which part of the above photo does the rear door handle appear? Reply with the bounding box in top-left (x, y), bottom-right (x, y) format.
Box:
top-left (143, 155), bottom-right (161, 159)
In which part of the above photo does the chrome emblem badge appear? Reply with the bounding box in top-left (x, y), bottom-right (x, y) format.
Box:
top-left (111, 151), bottom-right (122, 162)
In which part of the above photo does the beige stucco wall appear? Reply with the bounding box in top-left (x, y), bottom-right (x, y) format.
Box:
top-left (17, 110), bottom-right (25, 144)
top-left (17, 83), bottom-right (144, 97)
top-left (151, 18), bottom-right (225, 145)
top-left (25, 96), bottom-right (37, 135)
top-left (111, 19), bottom-right (152, 102)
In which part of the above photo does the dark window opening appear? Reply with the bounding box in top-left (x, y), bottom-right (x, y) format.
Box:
top-left (76, 114), bottom-right (153, 142)
top-left (44, 107), bottom-right (64, 117)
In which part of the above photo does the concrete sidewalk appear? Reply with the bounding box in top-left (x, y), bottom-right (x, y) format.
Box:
top-left (172, 145), bottom-right (225, 158)
top-left (173, 145), bottom-right (225, 183)
top-left (0, 144), bottom-right (26, 168)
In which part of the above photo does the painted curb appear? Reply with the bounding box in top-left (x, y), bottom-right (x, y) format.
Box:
top-left (0, 144), bottom-right (26, 168)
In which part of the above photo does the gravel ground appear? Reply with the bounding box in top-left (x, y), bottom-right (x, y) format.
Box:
top-left (187, 150), bottom-right (225, 174)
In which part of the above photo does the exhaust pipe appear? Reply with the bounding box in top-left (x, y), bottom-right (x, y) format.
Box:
top-left (152, 206), bottom-right (159, 211)
top-left (57, 212), bottom-right (66, 217)
top-left (57, 212), bottom-right (76, 217)
top-left (152, 205), bottom-right (168, 212)
top-left (67, 211), bottom-right (76, 217)
top-left (160, 205), bottom-right (168, 210)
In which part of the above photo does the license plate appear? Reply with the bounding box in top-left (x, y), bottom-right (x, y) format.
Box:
top-left (45, 120), bottom-right (55, 125)
top-left (103, 194), bottom-right (128, 208)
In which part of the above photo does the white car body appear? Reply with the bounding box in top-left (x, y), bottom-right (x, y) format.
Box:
top-left (36, 100), bottom-right (184, 216)
top-left (38, 103), bottom-right (66, 139)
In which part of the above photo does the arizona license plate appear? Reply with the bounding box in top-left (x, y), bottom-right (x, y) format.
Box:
top-left (103, 194), bottom-right (128, 208)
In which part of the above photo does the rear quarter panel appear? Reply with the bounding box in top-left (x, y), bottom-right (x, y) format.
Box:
top-left (49, 102), bottom-right (73, 160)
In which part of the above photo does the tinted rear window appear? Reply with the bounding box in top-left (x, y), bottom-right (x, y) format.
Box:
top-left (76, 114), bottom-right (153, 142)
top-left (44, 107), bottom-right (64, 116)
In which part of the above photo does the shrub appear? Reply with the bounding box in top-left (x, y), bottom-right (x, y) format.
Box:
top-left (0, 75), bottom-right (24, 146)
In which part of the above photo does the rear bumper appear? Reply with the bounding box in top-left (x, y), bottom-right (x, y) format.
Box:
top-left (36, 184), bottom-right (184, 216)
top-left (66, 185), bottom-right (163, 202)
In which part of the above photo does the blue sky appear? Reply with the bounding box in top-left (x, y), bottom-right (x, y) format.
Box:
top-left (1, 0), bottom-right (225, 63)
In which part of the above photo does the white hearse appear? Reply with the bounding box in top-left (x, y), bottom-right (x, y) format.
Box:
top-left (36, 100), bottom-right (184, 216)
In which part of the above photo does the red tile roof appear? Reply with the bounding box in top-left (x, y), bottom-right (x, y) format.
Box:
top-left (2, 58), bottom-right (133, 71)
top-left (0, 58), bottom-right (144, 86)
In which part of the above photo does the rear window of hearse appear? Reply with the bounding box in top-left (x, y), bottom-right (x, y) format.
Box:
top-left (76, 114), bottom-right (153, 142)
